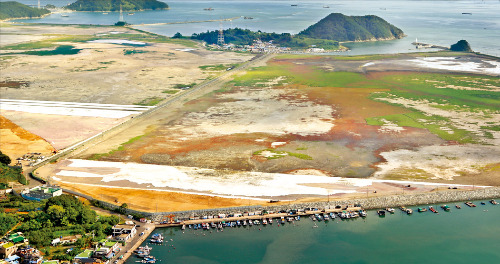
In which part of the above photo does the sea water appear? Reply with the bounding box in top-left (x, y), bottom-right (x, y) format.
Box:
top-left (7, 0), bottom-right (500, 56)
top-left (128, 201), bottom-right (500, 263)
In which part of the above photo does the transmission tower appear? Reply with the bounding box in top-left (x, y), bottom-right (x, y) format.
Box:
top-left (119, 4), bottom-right (124, 22)
top-left (217, 20), bottom-right (225, 46)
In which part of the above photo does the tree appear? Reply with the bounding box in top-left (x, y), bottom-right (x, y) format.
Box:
top-left (172, 32), bottom-right (183, 38)
top-left (0, 151), bottom-right (11, 165)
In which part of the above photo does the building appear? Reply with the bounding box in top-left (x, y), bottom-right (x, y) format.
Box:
top-left (93, 241), bottom-right (119, 260)
top-left (21, 186), bottom-right (62, 201)
top-left (8, 233), bottom-right (28, 246)
top-left (51, 235), bottom-right (82, 246)
top-left (0, 242), bottom-right (17, 259)
top-left (111, 224), bottom-right (136, 242)
top-left (74, 250), bottom-right (93, 260)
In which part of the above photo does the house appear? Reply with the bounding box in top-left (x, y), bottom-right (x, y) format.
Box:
top-left (111, 224), bottom-right (136, 242)
top-left (93, 241), bottom-right (119, 260)
top-left (0, 242), bottom-right (17, 259)
top-left (4, 255), bottom-right (20, 264)
top-left (74, 250), bottom-right (93, 260)
top-left (51, 235), bottom-right (82, 246)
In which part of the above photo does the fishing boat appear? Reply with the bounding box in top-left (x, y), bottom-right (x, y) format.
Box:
top-left (490, 199), bottom-right (498, 205)
top-left (441, 205), bottom-right (451, 211)
top-left (254, 220), bottom-right (260, 225)
top-left (291, 4), bottom-right (298, 7)
top-left (128, 13), bottom-right (135, 15)
top-left (465, 202), bottom-right (477, 207)
top-left (323, 214), bottom-right (329, 221)
top-left (248, 220), bottom-right (253, 226)
top-left (386, 208), bottom-right (395, 213)
top-left (204, 7), bottom-right (214, 11)
top-left (323, 5), bottom-right (330, 8)
top-left (406, 208), bottom-right (413, 214)
top-left (359, 210), bottom-right (367, 217)
top-left (455, 204), bottom-right (461, 209)
top-left (268, 218), bottom-right (273, 224)
top-left (377, 210), bottom-right (386, 216)
top-left (150, 233), bottom-right (163, 244)
top-left (418, 207), bottom-right (427, 212)
top-left (429, 206), bottom-right (438, 213)
top-left (281, 216), bottom-right (286, 224)
top-left (315, 214), bottom-right (323, 221)
top-left (61, 14), bottom-right (69, 17)
top-left (400, 206), bottom-right (407, 212)
top-left (481, 202), bottom-right (486, 205)
top-left (211, 222), bottom-right (217, 228)
top-left (295, 216), bottom-right (300, 221)
top-left (102, 12), bottom-right (108, 15)
top-left (181, 224), bottom-right (186, 230)
top-left (262, 219), bottom-right (268, 225)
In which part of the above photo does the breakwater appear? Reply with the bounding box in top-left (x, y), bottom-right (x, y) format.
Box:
top-left (151, 187), bottom-right (500, 221)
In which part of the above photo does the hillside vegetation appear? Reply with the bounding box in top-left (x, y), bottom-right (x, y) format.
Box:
top-left (0, 1), bottom-right (50, 20)
top-left (66, 0), bottom-right (169, 11)
top-left (298, 13), bottom-right (405, 42)
top-left (191, 28), bottom-right (340, 50)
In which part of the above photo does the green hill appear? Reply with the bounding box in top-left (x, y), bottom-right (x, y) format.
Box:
top-left (0, 1), bottom-right (50, 20)
top-left (298, 13), bottom-right (405, 42)
top-left (66, 0), bottom-right (169, 12)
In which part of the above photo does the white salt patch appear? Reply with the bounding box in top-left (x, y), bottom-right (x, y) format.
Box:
top-left (271, 142), bottom-right (287, 147)
top-left (255, 139), bottom-right (266, 142)
top-left (175, 48), bottom-right (196, 52)
top-left (56, 159), bottom-right (486, 199)
top-left (375, 145), bottom-right (500, 180)
top-left (408, 57), bottom-right (500, 75)
top-left (362, 62), bottom-right (375, 67)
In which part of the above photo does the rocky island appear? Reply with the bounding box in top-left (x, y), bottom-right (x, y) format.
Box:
top-left (66, 0), bottom-right (169, 12)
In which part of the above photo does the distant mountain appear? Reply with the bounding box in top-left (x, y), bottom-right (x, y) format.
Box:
top-left (66, 0), bottom-right (169, 12)
top-left (298, 13), bottom-right (405, 42)
top-left (0, 1), bottom-right (50, 20)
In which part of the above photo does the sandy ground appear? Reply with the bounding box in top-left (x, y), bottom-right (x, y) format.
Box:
top-left (0, 24), bottom-right (252, 105)
top-left (0, 115), bottom-right (55, 163)
top-left (0, 110), bottom-right (130, 150)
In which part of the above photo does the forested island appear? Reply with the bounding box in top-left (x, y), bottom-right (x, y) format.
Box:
top-left (0, 1), bottom-right (50, 20)
top-left (298, 13), bottom-right (405, 42)
top-left (66, 0), bottom-right (169, 12)
top-left (191, 13), bottom-right (404, 51)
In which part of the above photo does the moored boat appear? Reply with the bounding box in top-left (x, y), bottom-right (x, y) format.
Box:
top-left (429, 206), bottom-right (438, 213)
top-left (490, 199), bottom-right (498, 205)
top-left (455, 204), bottom-right (461, 209)
top-left (386, 208), bottom-right (395, 213)
top-left (418, 207), bottom-right (427, 212)
top-left (377, 210), bottom-right (386, 216)
top-left (441, 205), bottom-right (451, 211)
top-left (406, 208), bottom-right (413, 214)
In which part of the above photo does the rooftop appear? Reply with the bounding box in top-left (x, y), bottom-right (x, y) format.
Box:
top-left (75, 249), bottom-right (93, 259)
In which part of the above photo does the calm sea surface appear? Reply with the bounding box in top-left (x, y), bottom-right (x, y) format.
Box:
top-left (127, 201), bottom-right (500, 264)
top-left (7, 0), bottom-right (500, 56)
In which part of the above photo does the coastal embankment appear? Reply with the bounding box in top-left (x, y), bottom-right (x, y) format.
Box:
top-left (149, 187), bottom-right (500, 221)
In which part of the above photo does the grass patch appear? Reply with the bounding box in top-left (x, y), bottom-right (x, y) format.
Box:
top-left (123, 49), bottom-right (149, 55)
top-left (99, 61), bottom-right (115, 64)
top-left (134, 97), bottom-right (163, 106)
top-left (199, 64), bottom-right (239, 71)
top-left (162, 90), bottom-right (179, 94)
top-left (89, 135), bottom-right (145, 160)
top-left (174, 83), bottom-right (196, 89)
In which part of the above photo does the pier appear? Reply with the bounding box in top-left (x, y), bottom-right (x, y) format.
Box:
top-left (412, 41), bottom-right (449, 50)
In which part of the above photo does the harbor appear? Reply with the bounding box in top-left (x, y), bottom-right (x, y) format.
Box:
top-left (126, 199), bottom-right (500, 264)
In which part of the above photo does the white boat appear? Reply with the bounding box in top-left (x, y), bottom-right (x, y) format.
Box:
top-left (102, 12), bottom-right (108, 15)
top-left (268, 218), bottom-right (273, 224)
top-left (61, 14), bottom-right (69, 17)
top-left (263, 219), bottom-right (268, 225)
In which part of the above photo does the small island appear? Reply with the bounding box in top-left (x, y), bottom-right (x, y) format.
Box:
top-left (191, 13), bottom-right (405, 52)
top-left (298, 13), bottom-right (405, 42)
top-left (0, 1), bottom-right (50, 20)
top-left (66, 0), bottom-right (169, 12)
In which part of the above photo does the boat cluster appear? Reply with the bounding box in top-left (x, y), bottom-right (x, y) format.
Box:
top-left (134, 246), bottom-right (156, 263)
top-left (311, 210), bottom-right (367, 221)
top-left (149, 233), bottom-right (163, 244)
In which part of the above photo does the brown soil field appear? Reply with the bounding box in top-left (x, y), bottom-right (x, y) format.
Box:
top-left (56, 182), bottom-right (269, 212)
top-left (0, 115), bottom-right (55, 162)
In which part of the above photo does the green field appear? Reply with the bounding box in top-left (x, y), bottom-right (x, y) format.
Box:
top-left (231, 55), bottom-right (499, 144)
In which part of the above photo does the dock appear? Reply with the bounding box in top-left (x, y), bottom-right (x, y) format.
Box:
top-left (411, 41), bottom-right (449, 50)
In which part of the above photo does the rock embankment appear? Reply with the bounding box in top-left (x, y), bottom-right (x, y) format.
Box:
top-left (151, 188), bottom-right (500, 220)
